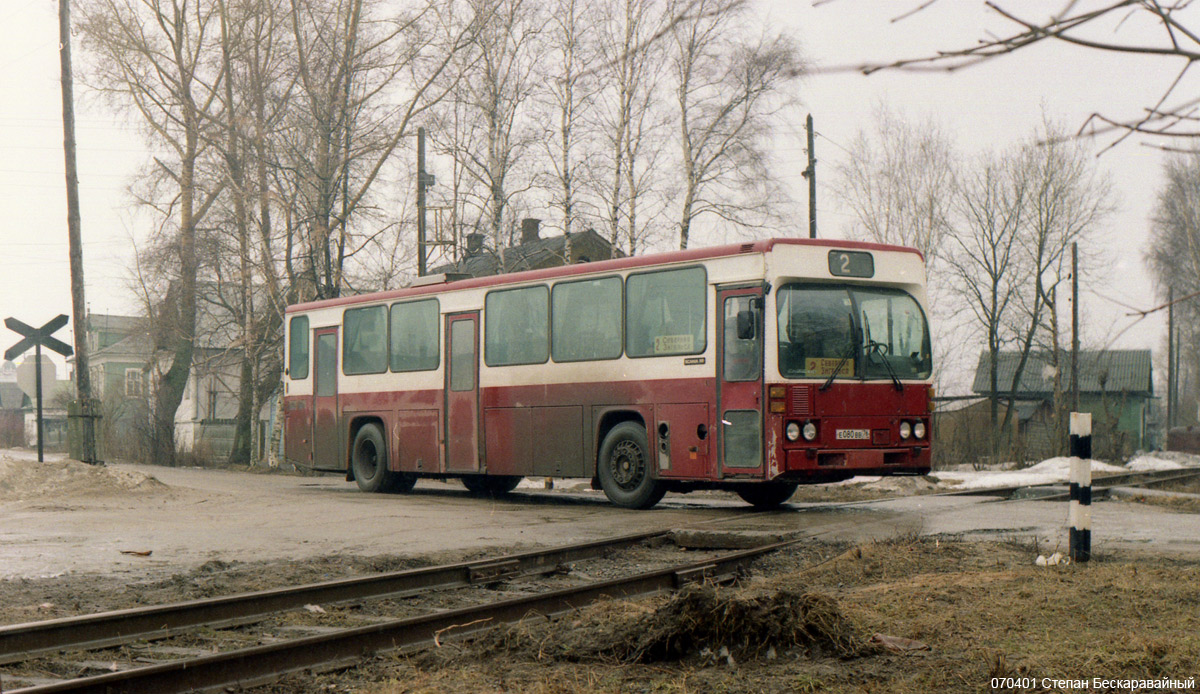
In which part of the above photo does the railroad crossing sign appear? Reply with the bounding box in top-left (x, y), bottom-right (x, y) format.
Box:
top-left (5, 315), bottom-right (73, 362)
top-left (4, 315), bottom-right (73, 462)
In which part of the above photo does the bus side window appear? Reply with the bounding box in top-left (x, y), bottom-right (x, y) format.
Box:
top-left (289, 315), bottom-right (309, 380)
top-left (390, 299), bottom-right (439, 372)
top-left (343, 305), bottom-right (387, 375)
top-left (625, 266), bottom-right (706, 358)
top-left (485, 286), bottom-right (549, 366)
top-left (552, 276), bottom-right (622, 362)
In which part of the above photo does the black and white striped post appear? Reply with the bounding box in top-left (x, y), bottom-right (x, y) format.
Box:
top-left (1069, 412), bottom-right (1092, 563)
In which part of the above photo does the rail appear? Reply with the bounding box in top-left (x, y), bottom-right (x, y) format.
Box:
top-left (9, 538), bottom-right (797, 694)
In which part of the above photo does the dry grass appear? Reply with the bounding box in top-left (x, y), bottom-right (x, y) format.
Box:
top-left (364, 537), bottom-right (1200, 694)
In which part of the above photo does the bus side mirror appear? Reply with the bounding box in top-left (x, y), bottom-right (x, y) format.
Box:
top-left (736, 310), bottom-right (756, 340)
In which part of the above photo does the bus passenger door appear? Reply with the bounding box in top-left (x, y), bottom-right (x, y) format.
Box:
top-left (717, 287), bottom-right (765, 477)
top-left (445, 312), bottom-right (481, 473)
top-left (312, 327), bottom-right (342, 470)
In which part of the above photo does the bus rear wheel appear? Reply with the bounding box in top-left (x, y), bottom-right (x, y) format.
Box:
top-left (461, 475), bottom-right (522, 495)
top-left (351, 424), bottom-right (414, 494)
top-left (735, 481), bottom-right (798, 509)
top-left (598, 422), bottom-right (665, 509)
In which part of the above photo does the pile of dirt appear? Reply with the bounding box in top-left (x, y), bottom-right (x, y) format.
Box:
top-left (612, 585), bottom-right (870, 662)
top-left (477, 583), bottom-right (871, 666)
top-left (0, 458), bottom-right (166, 501)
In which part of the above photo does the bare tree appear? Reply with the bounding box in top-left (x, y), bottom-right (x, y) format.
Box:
top-left (834, 104), bottom-right (957, 264)
top-left (282, 0), bottom-right (471, 300)
top-left (78, 0), bottom-right (227, 466)
top-left (999, 121), bottom-right (1114, 449)
top-left (534, 0), bottom-right (602, 245)
top-left (436, 0), bottom-right (545, 261)
top-left (1148, 148), bottom-right (1200, 423)
top-left (858, 1), bottom-right (1200, 149)
top-left (589, 0), bottom-right (674, 257)
top-left (669, 0), bottom-right (801, 249)
top-left (944, 148), bottom-right (1030, 463)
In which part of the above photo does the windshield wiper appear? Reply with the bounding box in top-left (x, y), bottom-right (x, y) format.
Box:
top-left (820, 315), bottom-right (858, 392)
top-left (867, 340), bottom-right (904, 392)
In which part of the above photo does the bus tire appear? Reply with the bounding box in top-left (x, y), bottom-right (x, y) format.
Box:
top-left (351, 423), bottom-right (398, 493)
top-left (735, 481), bottom-right (798, 509)
top-left (461, 475), bottom-right (522, 495)
top-left (382, 471), bottom-right (418, 494)
top-left (598, 422), bottom-right (665, 509)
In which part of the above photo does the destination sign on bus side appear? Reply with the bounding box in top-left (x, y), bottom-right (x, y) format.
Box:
top-left (805, 358), bottom-right (853, 376)
top-left (654, 334), bottom-right (694, 354)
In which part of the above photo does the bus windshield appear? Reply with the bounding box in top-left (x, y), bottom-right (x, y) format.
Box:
top-left (777, 284), bottom-right (932, 381)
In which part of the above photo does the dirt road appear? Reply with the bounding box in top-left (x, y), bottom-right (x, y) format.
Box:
top-left (2, 453), bottom-right (1198, 580)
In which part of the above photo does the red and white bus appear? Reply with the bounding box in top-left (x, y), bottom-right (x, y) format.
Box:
top-left (283, 238), bottom-right (933, 509)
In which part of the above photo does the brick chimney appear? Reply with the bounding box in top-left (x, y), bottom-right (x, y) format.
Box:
top-left (520, 218), bottom-right (541, 245)
top-left (465, 233), bottom-right (485, 256)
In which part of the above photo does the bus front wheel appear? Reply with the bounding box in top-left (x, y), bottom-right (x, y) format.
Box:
top-left (351, 424), bottom-right (414, 494)
top-left (598, 422), bottom-right (666, 509)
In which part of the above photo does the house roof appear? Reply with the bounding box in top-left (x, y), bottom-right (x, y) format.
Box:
top-left (971, 349), bottom-right (1153, 397)
top-left (429, 229), bottom-right (622, 278)
top-left (88, 313), bottom-right (145, 334)
top-left (92, 331), bottom-right (155, 362)
top-left (0, 382), bottom-right (26, 409)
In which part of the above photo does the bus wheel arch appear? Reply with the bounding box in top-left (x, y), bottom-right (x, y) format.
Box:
top-left (349, 419), bottom-right (415, 494)
top-left (597, 421), bottom-right (666, 509)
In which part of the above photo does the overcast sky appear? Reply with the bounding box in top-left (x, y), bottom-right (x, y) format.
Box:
top-left (0, 0), bottom-right (1181, 392)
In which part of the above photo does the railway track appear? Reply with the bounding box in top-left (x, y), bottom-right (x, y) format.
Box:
top-left (0, 529), bottom-right (666, 666)
top-left (0, 528), bottom-right (806, 694)
top-left (947, 466), bottom-right (1200, 500)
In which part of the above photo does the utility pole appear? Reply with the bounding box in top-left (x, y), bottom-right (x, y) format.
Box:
top-left (417, 127), bottom-right (427, 277)
top-left (1071, 243), bottom-right (1079, 413)
top-left (1168, 286), bottom-right (1175, 431)
top-left (804, 114), bottom-right (816, 239)
top-left (59, 0), bottom-right (98, 464)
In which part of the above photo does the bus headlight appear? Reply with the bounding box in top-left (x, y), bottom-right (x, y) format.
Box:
top-left (802, 421), bottom-right (818, 441)
top-left (786, 422), bottom-right (801, 441)
top-left (913, 421), bottom-right (926, 439)
top-left (899, 421), bottom-right (912, 440)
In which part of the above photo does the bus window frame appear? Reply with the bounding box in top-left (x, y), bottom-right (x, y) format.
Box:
top-left (388, 297), bottom-right (441, 373)
top-left (624, 264), bottom-right (708, 359)
top-left (550, 274), bottom-right (625, 363)
top-left (484, 283), bottom-right (551, 367)
top-left (341, 304), bottom-right (389, 376)
top-left (288, 315), bottom-right (310, 380)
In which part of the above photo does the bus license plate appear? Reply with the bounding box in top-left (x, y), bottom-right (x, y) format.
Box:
top-left (835, 429), bottom-right (869, 441)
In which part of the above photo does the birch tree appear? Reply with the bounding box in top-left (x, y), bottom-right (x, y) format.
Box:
top-left (669, 0), bottom-right (800, 249)
top-left (590, 0), bottom-right (672, 257)
top-left (535, 0), bottom-right (601, 243)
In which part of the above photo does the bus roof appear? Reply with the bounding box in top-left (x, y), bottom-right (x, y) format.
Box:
top-left (287, 237), bottom-right (923, 314)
